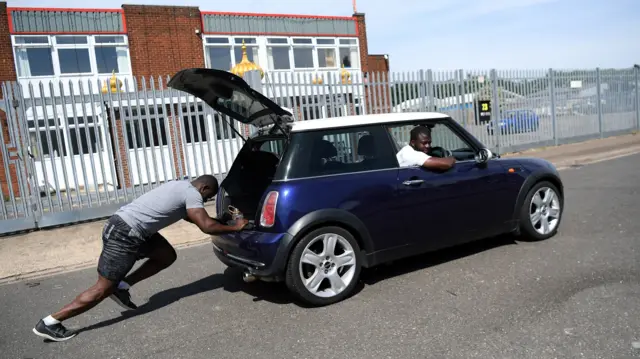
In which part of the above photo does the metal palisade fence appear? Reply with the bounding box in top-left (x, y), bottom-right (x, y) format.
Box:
top-left (1, 67), bottom-right (639, 235)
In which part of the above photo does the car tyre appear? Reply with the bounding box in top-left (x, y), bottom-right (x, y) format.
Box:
top-left (518, 180), bottom-right (563, 241)
top-left (285, 226), bottom-right (362, 307)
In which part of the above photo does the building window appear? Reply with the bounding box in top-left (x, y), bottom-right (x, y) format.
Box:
top-left (12, 35), bottom-right (132, 79)
top-left (339, 38), bottom-right (359, 68)
top-left (205, 37), bottom-right (232, 71)
top-left (267, 38), bottom-right (291, 70)
top-left (67, 115), bottom-right (103, 155)
top-left (292, 38), bottom-right (314, 69)
top-left (94, 36), bottom-right (130, 74)
top-left (316, 38), bottom-right (337, 68)
top-left (13, 36), bottom-right (55, 77)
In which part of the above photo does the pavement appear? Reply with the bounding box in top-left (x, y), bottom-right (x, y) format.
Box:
top-left (0, 132), bottom-right (639, 285)
top-left (1, 149), bottom-right (640, 358)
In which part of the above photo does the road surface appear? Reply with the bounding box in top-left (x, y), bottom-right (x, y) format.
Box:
top-left (2, 153), bottom-right (640, 359)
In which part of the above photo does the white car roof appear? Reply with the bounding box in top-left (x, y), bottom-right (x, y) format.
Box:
top-left (289, 112), bottom-right (450, 133)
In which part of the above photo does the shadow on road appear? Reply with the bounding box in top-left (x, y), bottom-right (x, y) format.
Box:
top-left (78, 234), bottom-right (516, 333)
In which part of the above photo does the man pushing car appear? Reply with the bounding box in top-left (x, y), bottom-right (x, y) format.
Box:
top-left (32, 175), bottom-right (248, 342)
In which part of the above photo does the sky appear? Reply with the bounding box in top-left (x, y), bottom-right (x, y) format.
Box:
top-left (11, 0), bottom-right (640, 71)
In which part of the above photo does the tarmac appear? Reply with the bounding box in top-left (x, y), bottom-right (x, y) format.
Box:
top-left (1, 132), bottom-right (639, 285)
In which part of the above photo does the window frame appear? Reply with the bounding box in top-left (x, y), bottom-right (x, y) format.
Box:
top-left (273, 124), bottom-right (400, 181)
top-left (266, 37), bottom-right (293, 71)
top-left (383, 118), bottom-right (485, 165)
top-left (11, 34), bottom-right (133, 80)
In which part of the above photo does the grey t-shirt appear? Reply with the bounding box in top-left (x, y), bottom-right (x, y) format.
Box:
top-left (115, 180), bottom-right (204, 237)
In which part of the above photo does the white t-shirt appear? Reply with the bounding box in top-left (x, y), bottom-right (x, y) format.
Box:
top-left (396, 145), bottom-right (431, 167)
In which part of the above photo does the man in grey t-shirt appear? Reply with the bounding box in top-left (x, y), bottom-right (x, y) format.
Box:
top-left (32, 175), bottom-right (248, 342)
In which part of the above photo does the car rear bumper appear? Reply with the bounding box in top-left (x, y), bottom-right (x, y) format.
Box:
top-left (211, 230), bottom-right (292, 280)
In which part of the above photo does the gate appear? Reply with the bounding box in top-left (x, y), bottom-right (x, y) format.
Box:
top-left (0, 82), bottom-right (39, 233)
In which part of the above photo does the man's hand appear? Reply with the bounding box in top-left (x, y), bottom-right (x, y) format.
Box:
top-left (186, 208), bottom-right (247, 234)
top-left (232, 218), bottom-right (249, 231)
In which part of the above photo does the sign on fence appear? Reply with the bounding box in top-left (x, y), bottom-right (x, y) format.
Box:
top-left (476, 100), bottom-right (492, 124)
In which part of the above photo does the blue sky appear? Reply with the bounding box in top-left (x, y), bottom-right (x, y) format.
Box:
top-left (12, 0), bottom-right (640, 71)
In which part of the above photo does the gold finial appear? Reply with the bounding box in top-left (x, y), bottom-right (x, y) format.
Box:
top-left (340, 64), bottom-right (352, 84)
top-left (101, 70), bottom-right (122, 94)
top-left (230, 39), bottom-right (264, 79)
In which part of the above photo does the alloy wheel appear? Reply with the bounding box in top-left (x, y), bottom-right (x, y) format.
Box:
top-left (529, 186), bottom-right (561, 235)
top-left (298, 233), bottom-right (357, 298)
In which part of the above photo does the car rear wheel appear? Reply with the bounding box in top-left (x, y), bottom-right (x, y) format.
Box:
top-left (285, 226), bottom-right (362, 306)
top-left (518, 181), bottom-right (563, 241)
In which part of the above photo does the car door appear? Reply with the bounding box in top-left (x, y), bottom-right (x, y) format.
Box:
top-left (387, 120), bottom-right (511, 251)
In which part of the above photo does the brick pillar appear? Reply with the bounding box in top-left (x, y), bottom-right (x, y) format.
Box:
top-left (110, 110), bottom-right (132, 188)
top-left (367, 55), bottom-right (391, 113)
top-left (166, 106), bottom-right (186, 179)
top-left (353, 13), bottom-right (369, 74)
top-left (0, 2), bottom-right (19, 197)
top-left (123, 4), bottom-right (205, 87)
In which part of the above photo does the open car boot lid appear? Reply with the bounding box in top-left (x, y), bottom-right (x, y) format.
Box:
top-left (167, 68), bottom-right (293, 128)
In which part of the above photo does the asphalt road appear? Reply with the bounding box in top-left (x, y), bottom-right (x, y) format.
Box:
top-left (2, 154), bottom-right (640, 359)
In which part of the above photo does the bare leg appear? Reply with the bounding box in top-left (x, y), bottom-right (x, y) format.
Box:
top-left (124, 237), bottom-right (177, 287)
top-left (51, 275), bottom-right (116, 322)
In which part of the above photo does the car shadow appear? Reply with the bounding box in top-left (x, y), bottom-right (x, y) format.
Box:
top-left (360, 233), bottom-right (518, 285)
top-left (75, 234), bottom-right (517, 335)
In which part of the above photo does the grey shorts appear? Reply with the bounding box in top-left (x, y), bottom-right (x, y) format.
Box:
top-left (97, 215), bottom-right (168, 282)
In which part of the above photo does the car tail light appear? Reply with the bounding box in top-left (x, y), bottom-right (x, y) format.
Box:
top-left (260, 191), bottom-right (279, 228)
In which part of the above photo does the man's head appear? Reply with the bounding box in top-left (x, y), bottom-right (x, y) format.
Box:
top-left (409, 125), bottom-right (432, 153)
top-left (191, 175), bottom-right (219, 202)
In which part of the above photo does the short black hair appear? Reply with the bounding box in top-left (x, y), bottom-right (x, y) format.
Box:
top-left (410, 125), bottom-right (431, 141)
top-left (192, 175), bottom-right (219, 191)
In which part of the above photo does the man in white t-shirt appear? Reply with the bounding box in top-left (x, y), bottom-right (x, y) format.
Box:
top-left (396, 126), bottom-right (456, 170)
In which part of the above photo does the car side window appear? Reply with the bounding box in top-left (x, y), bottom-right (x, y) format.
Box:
top-left (280, 125), bottom-right (398, 179)
top-left (386, 122), bottom-right (477, 162)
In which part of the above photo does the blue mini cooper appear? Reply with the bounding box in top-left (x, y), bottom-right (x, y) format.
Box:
top-left (169, 69), bottom-right (565, 306)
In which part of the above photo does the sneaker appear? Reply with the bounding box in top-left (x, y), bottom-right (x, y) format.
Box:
top-left (32, 319), bottom-right (77, 342)
top-left (109, 288), bottom-right (138, 310)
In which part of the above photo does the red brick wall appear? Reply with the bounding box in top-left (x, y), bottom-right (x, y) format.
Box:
top-left (123, 4), bottom-right (204, 178)
top-left (0, 2), bottom-right (19, 197)
top-left (122, 4), bottom-right (205, 82)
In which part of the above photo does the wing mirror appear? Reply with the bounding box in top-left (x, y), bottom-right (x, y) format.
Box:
top-left (475, 148), bottom-right (493, 164)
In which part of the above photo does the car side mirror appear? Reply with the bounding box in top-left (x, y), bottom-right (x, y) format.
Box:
top-left (475, 148), bottom-right (493, 164)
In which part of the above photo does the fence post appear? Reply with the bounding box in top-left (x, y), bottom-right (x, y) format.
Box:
top-left (596, 67), bottom-right (603, 138)
top-left (418, 69), bottom-right (426, 112)
top-left (490, 69), bottom-right (501, 154)
top-left (549, 68), bottom-right (558, 146)
top-left (635, 65), bottom-right (639, 131)
top-left (426, 69), bottom-right (434, 111)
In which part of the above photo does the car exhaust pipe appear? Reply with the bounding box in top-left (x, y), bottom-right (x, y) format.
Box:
top-left (242, 271), bottom-right (257, 283)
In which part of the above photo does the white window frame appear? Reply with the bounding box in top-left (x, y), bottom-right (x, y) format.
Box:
top-left (315, 38), bottom-right (339, 70)
top-left (231, 36), bottom-right (260, 68)
top-left (291, 37), bottom-right (315, 70)
top-left (53, 35), bottom-right (93, 77)
top-left (11, 34), bottom-right (133, 80)
top-left (93, 35), bottom-right (131, 75)
top-left (12, 35), bottom-right (55, 79)
top-left (203, 36), bottom-right (232, 70)
top-left (201, 35), bottom-right (361, 73)
top-left (266, 37), bottom-right (292, 71)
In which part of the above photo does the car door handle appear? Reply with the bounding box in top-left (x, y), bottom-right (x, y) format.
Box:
top-left (403, 179), bottom-right (424, 186)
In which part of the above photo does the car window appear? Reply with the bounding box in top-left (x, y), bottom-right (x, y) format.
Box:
top-left (386, 122), bottom-right (477, 162)
top-left (258, 138), bottom-right (286, 157)
top-left (274, 125), bottom-right (397, 180)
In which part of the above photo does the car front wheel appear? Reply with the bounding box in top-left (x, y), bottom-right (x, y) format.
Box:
top-left (285, 226), bottom-right (362, 306)
top-left (518, 181), bottom-right (563, 241)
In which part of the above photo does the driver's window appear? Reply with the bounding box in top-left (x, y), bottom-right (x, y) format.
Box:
top-left (387, 122), bottom-right (476, 161)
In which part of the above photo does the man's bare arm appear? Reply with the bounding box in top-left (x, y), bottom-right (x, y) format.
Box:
top-left (422, 156), bottom-right (456, 171)
top-left (186, 207), bottom-right (247, 234)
